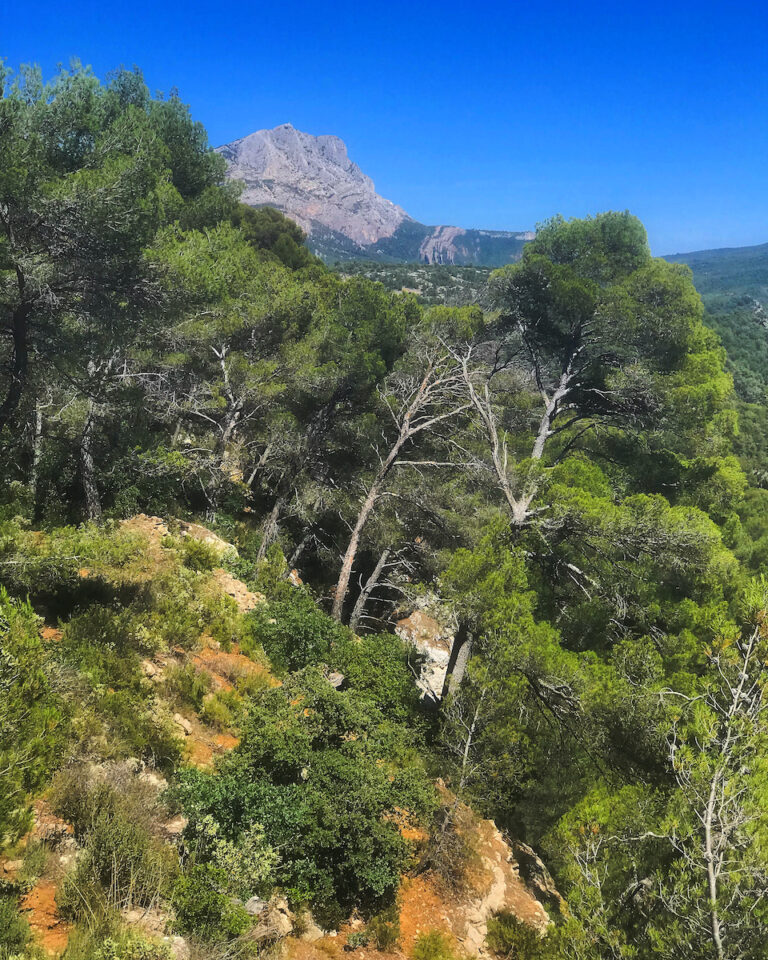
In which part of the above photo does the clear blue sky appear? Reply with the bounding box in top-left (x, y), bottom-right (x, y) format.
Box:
top-left (2, 0), bottom-right (766, 254)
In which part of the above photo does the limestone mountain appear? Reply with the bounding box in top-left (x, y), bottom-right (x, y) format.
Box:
top-left (217, 124), bottom-right (532, 265)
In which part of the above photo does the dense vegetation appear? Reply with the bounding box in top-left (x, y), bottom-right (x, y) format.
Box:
top-left (2, 62), bottom-right (768, 960)
top-left (335, 262), bottom-right (496, 308)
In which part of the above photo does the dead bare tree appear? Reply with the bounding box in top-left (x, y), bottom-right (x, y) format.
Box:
top-left (654, 603), bottom-right (768, 960)
top-left (332, 347), bottom-right (471, 621)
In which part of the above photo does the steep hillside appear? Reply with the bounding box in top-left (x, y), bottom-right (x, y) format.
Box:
top-left (218, 124), bottom-right (531, 265)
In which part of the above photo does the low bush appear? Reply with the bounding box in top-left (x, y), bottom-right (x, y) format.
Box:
top-left (93, 932), bottom-right (171, 960)
top-left (345, 930), bottom-right (370, 950)
top-left (331, 632), bottom-right (425, 726)
top-left (367, 904), bottom-right (401, 951)
top-left (172, 668), bottom-right (436, 924)
top-left (422, 805), bottom-right (478, 895)
top-left (171, 863), bottom-right (252, 940)
top-left (63, 927), bottom-right (171, 960)
top-left (412, 931), bottom-right (458, 960)
top-left (200, 691), bottom-right (238, 730)
top-left (51, 764), bottom-right (178, 916)
top-left (244, 594), bottom-right (350, 673)
top-left (0, 588), bottom-right (63, 841)
top-left (486, 911), bottom-right (555, 959)
top-left (0, 893), bottom-right (30, 956)
top-left (19, 840), bottom-right (49, 886)
top-left (164, 664), bottom-right (212, 711)
top-left (176, 537), bottom-right (220, 573)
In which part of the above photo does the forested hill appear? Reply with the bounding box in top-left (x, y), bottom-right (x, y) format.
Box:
top-left (665, 241), bottom-right (768, 298)
top-left (2, 64), bottom-right (768, 960)
top-left (664, 242), bottom-right (768, 404)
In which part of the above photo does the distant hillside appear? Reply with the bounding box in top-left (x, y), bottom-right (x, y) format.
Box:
top-left (665, 242), bottom-right (768, 299)
top-left (665, 243), bottom-right (768, 403)
top-left (218, 124), bottom-right (532, 266)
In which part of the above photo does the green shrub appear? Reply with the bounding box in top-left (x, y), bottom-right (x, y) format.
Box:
top-left (0, 894), bottom-right (30, 956)
top-left (19, 840), bottom-right (49, 886)
top-left (412, 931), bottom-right (458, 960)
top-left (164, 663), bottom-right (212, 711)
top-left (200, 691), bottom-right (238, 730)
top-left (331, 632), bottom-right (425, 725)
top-left (234, 666), bottom-right (271, 698)
top-left (172, 668), bottom-right (436, 922)
top-left (93, 932), bottom-right (171, 960)
top-left (244, 594), bottom-right (351, 673)
top-left (63, 927), bottom-right (171, 960)
top-left (486, 911), bottom-right (555, 959)
top-left (172, 863), bottom-right (252, 940)
top-left (100, 691), bottom-right (183, 769)
top-left (177, 537), bottom-right (220, 572)
top-left (51, 764), bottom-right (178, 916)
top-left (368, 904), bottom-right (400, 951)
top-left (0, 588), bottom-right (63, 841)
top-left (345, 930), bottom-right (370, 950)
top-left (422, 806), bottom-right (477, 895)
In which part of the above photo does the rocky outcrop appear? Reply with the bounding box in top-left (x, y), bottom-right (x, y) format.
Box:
top-left (395, 610), bottom-right (453, 700)
top-left (397, 790), bottom-right (555, 958)
top-left (218, 124), bottom-right (409, 246)
top-left (419, 225), bottom-right (467, 264)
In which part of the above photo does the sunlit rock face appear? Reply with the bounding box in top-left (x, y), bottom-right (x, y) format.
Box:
top-left (218, 123), bottom-right (409, 246)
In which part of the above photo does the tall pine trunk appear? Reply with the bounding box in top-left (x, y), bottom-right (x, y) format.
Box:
top-left (81, 400), bottom-right (102, 521)
top-left (349, 546), bottom-right (391, 633)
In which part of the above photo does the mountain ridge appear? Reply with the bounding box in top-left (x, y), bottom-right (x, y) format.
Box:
top-left (217, 124), bottom-right (533, 266)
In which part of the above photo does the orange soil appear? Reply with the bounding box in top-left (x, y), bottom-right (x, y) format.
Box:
top-left (398, 875), bottom-right (458, 955)
top-left (21, 881), bottom-right (72, 956)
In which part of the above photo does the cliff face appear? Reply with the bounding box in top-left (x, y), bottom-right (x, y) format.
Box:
top-left (218, 123), bottom-right (410, 246)
top-left (218, 124), bottom-right (531, 265)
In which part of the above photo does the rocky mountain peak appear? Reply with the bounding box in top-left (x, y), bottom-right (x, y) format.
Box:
top-left (217, 123), bottom-right (409, 246)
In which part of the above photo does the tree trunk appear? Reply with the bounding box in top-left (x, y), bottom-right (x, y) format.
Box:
top-left (288, 532), bottom-right (312, 571)
top-left (349, 546), bottom-right (391, 633)
top-left (459, 690), bottom-right (485, 793)
top-left (704, 772), bottom-right (725, 960)
top-left (334, 356), bottom-right (461, 620)
top-left (441, 622), bottom-right (472, 699)
top-left (0, 301), bottom-right (31, 433)
top-left (28, 402), bottom-right (43, 506)
top-left (81, 400), bottom-right (102, 521)
top-left (448, 633), bottom-right (474, 695)
top-left (257, 494), bottom-right (286, 561)
top-left (332, 483), bottom-right (382, 621)
top-left (332, 427), bottom-right (409, 621)
top-left (215, 405), bottom-right (241, 458)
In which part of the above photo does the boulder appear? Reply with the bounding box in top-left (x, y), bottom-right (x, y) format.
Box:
top-left (396, 610), bottom-right (453, 700)
top-left (178, 521), bottom-right (238, 559)
top-left (252, 896), bottom-right (294, 941)
top-left (244, 896), bottom-right (267, 916)
top-left (173, 714), bottom-right (192, 736)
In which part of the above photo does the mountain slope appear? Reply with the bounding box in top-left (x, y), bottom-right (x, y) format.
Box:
top-left (665, 241), bottom-right (768, 299)
top-left (217, 124), bottom-right (531, 266)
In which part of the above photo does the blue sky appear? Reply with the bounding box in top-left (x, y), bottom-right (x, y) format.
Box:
top-left (2, 0), bottom-right (766, 253)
